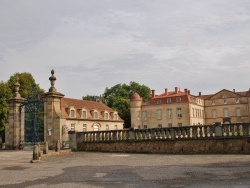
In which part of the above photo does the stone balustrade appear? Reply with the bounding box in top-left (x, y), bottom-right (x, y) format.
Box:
top-left (75, 123), bottom-right (250, 143)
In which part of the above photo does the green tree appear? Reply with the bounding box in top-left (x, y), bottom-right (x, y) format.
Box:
top-left (82, 95), bottom-right (105, 103)
top-left (7, 72), bottom-right (42, 98)
top-left (0, 82), bottom-right (12, 136)
top-left (0, 72), bottom-right (45, 142)
top-left (103, 81), bottom-right (151, 128)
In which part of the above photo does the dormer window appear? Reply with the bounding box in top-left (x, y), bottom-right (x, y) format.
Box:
top-left (70, 110), bottom-right (75, 118)
top-left (114, 113), bottom-right (118, 120)
top-left (82, 111), bottom-right (87, 119)
top-left (94, 111), bottom-right (98, 119)
top-left (166, 98), bottom-right (171, 104)
top-left (156, 99), bottom-right (162, 104)
top-left (176, 97), bottom-right (181, 103)
top-left (104, 112), bottom-right (109, 120)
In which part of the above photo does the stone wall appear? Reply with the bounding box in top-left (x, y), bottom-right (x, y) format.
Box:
top-left (77, 137), bottom-right (250, 154)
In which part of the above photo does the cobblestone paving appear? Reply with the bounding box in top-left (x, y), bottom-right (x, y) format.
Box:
top-left (0, 149), bottom-right (250, 188)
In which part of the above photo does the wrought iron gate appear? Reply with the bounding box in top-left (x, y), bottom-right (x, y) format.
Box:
top-left (20, 84), bottom-right (44, 144)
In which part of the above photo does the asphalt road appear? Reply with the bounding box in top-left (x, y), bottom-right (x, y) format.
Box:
top-left (0, 149), bottom-right (250, 188)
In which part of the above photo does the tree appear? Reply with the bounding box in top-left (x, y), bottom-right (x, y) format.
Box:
top-left (7, 72), bottom-right (45, 98)
top-left (0, 82), bottom-right (12, 137)
top-left (103, 81), bottom-right (151, 128)
top-left (82, 95), bottom-right (105, 103)
top-left (0, 72), bottom-right (45, 142)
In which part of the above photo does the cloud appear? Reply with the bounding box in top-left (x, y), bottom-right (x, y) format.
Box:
top-left (1, 0), bottom-right (250, 98)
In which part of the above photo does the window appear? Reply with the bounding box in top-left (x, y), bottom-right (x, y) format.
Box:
top-left (71, 124), bottom-right (75, 131)
top-left (195, 109), bottom-right (198, 118)
top-left (143, 125), bottom-right (148, 129)
top-left (177, 108), bottom-right (182, 118)
top-left (106, 124), bottom-right (109, 130)
top-left (167, 108), bottom-right (172, 119)
top-left (166, 98), bottom-right (171, 104)
top-left (104, 112), bottom-right (109, 120)
top-left (114, 113), bottom-right (118, 120)
top-left (223, 99), bottom-right (227, 104)
top-left (212, 100), bottom-right (215, 105)
top-left (157, 110), bottom-right (162, 120)
top-left (192, 108), bottom-right (194, 117)
top-left (168, 123), bottom-right (172, 127)
top-left (178, 123), bottom-right (182, 127)
top-left (82, 111), bottom-right (87, 119)
top-left (94, 111), bottom-right (98, 119)
top-left (212, 109), bottom-right (217, 118)
top-left (93, 125), bottom-right (99, 131)
top-left (70, 110), bottom-right (75, 118)
top-left (83, 124), bottom-right (87, 132)
top-left (156, 99), bottom-right (162, 104)
top-left (223, 108), bottom-right (229, 117)
top-left (142, 111), bottom-right (147, 120)
top-left (236, 108), bottom-right (241, 117)
top-left (176, 97), bottom-right (181, 103)
top-left (158, 124), bottom-right (162, 128)
top-left (235, 98), bottom-right (239, 103)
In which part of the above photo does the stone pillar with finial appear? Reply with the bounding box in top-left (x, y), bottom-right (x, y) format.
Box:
top-left (5, 79), bottom-right (26, 150)
top-left (43, 70), bottom-right (65, 149)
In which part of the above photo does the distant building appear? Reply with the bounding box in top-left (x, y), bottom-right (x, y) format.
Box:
top-left (61, 97), bottom-right (123, 133)
top-left (130, 87), bottom-right (250, 128)
top-left (201, 89), bottom-right (250, 124)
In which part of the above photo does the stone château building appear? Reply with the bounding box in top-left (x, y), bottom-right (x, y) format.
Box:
top-left (130, 87), bottom-right (250, 128)
top-left (43, 71), bottom-right (124, 147)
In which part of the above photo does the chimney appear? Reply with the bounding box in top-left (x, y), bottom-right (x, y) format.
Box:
top-left (184, 88), bottom-right (188, 93)
top-left (233, 89), bottom-right (235, 92)
top-left (199, 92), bottom-right (201, 96)
top-left (175, 87), bottom-right (178, 94)
top-left (165, 88), bottom-right (168, 95)
top-left (151, 90), bottom-right (155, 97)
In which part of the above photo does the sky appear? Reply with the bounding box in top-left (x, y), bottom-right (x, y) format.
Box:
top-left (1, 0), bottom-right (250, 99)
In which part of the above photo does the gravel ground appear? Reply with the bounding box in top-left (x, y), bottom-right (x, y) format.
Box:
top-left (0, 149), bottom-right (250, 188)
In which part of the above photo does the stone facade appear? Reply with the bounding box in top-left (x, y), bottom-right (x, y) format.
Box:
top-left (131, 87), bottom-right (205, 129)
top-left (43, 70), bottom-right (124, 149)
top-left (131, 87), bottom-right (250, 128)
top-left (77, 138), bottom-right (250, 154)
top-left (5, 82), bottom-right (25, 150)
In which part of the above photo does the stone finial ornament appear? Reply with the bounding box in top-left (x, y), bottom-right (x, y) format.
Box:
top-left (49, 69), bottom-right (57, 92)
top-left (14, 81), bottom-right (21, 98)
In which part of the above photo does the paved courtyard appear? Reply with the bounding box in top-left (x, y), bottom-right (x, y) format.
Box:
top-left (0, 149), bottom-right (250, 188)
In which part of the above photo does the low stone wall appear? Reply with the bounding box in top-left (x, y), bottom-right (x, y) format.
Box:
top-left (77, 137), bottom-right (250, 154)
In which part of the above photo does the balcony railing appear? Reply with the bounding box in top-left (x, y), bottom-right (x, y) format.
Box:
top-left (76, 123), bottom-right (250, 143)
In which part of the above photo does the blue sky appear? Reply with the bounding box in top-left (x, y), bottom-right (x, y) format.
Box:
top-left (1, 0), bottom-right (250, 99)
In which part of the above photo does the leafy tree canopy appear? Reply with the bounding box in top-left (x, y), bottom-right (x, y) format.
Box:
top-left (0, 72), bottom-right (45, 139)
top-left (102, 81), bottom-right (151, 128)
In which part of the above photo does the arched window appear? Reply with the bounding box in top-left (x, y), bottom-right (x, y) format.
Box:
top-left (93, 125), bottom-right (99, 131)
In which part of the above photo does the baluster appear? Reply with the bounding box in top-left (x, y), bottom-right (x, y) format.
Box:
top-left (192, 126), bottom-right (198, 139)
top-left (242, 123), bottom-right (249, 136)
top-left (181, 128), bottom-right (186, 138)
top-left (225, 125), bottom-right (230, 137)
top-left (236, 124), bottom-right (241, 136)
top-left (199, 126), bottom-right (203, 138)
top-left (148, 129), bottom-right (152, 140)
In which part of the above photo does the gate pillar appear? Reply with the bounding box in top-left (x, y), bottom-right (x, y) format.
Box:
top-left (43, 70), bottom-right (65, 149)
top-left (5, 81), bottom-right (25, 150)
